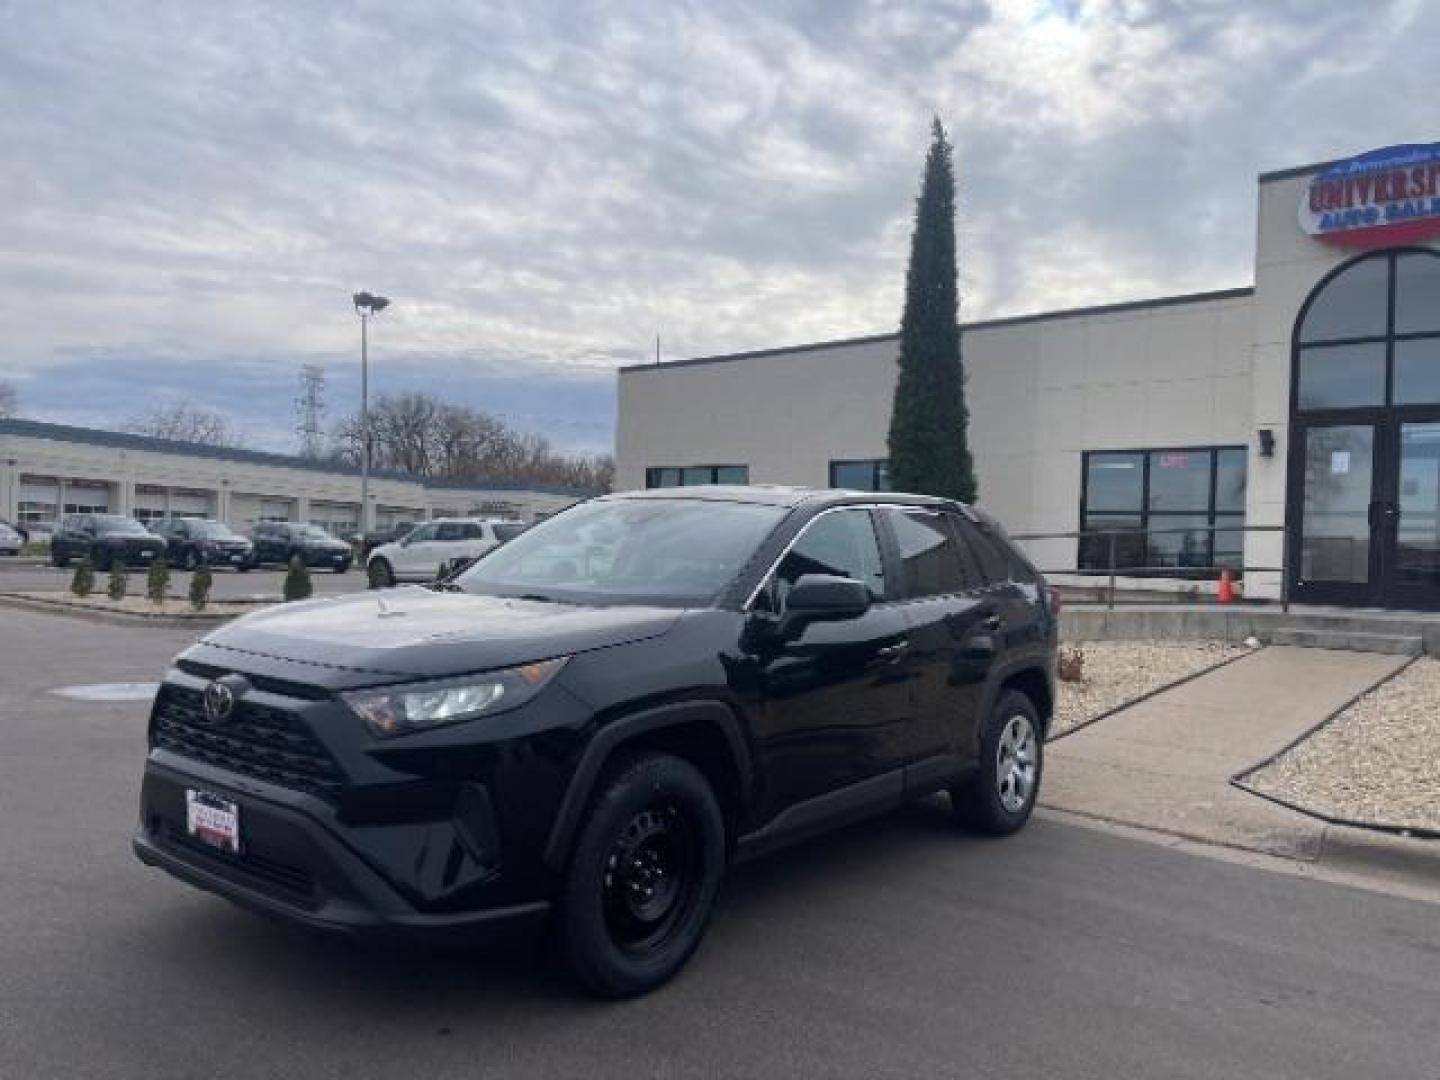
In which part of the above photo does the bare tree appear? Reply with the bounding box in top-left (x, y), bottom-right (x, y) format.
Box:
top-left (124, 403), bottom-right (245, 448)
top-left (0, 379), bottom-right (17, 419)
top-left (330, 391), bottom-right (612, 493)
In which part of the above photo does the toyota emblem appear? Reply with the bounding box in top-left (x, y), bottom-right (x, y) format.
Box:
top-left (203, 680), bottom-right (236, 723)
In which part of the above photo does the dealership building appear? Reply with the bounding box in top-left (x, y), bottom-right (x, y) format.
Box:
top-left (0, 418), bottom-right (585, 537)
top-left (616, 144), bottom-right (1440, 608)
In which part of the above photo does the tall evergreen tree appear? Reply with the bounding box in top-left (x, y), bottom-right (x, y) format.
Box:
top-left (886, 118), bottom-right (976, 502)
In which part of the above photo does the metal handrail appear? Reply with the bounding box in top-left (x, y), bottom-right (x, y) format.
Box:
top-left (1008, 522), bottom-right (1290, 612)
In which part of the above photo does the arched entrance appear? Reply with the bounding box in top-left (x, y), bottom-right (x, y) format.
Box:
top-left (1286, 248), bottom-right (1440, 608)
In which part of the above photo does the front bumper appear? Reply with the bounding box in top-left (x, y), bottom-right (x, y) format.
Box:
top-left (133, 754), bottom-right (549, 942)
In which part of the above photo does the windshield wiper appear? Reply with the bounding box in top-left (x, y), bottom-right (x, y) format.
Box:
top-left (513, 592), bottom-right (560, 603)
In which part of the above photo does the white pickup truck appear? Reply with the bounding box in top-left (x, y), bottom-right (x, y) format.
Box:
top-left (366, 518), bottom-right (527, 585)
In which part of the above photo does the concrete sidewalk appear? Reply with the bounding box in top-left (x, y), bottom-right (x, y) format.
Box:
top-left (1041, 646), bottom-right (1440, 896)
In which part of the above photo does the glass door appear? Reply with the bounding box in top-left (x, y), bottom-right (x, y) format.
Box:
top-left (1292, 423), bottom-right (1379, 605)
top-left (1383, 419), bottom-right (1440, 609)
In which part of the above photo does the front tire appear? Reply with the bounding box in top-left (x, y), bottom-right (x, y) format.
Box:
top-left (556, 753), bottom-right (725, 998)
top-left (182, 548), bottom-right (200, 571)
top-left (368, 558), bottom-right (395, 588)
top-left (952, 689), bottom-right (1043, 836)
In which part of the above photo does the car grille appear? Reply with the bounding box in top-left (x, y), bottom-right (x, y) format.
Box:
top-left (159, 822), bottom-right (317, 904)
top-left (152, 685), bottom-right (346, 800)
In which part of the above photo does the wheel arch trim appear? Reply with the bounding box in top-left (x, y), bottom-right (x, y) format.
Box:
top-left (542, 700), bottom-right (753, 872)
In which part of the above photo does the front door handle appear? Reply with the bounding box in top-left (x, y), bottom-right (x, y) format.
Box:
top-left (875, 640), bottom-right (910, 664)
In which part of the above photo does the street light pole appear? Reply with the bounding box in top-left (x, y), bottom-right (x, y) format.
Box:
top-left (352, 292), bottom-right (390, 536)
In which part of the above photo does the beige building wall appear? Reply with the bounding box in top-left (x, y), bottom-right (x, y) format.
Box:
top-left (616, 292), bottom-right (1256, 577)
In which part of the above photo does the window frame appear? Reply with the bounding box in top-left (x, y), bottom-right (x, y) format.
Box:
top-left (645, 464), bottom-right (750, 488)
top-left (1293, 249), bottom-right (1440, 419)
top-left (1079, 445), bottom-right (1248, 574)
top-left (879, 506), bottom-right (974, 600)
top-left (751, 505), bottom-right (890, 612)
top-left (828, 459), bottom-right (890, 492)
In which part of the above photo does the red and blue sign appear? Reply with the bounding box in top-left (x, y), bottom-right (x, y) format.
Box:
top-left (1300, 143), bottom-right (1440, 247)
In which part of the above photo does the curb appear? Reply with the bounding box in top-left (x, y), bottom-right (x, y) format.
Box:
top-left (0, 593), bottom-right (241, 627)
top-left (1229, 655), bottom-right (1439, 842)
top-left (1048, 644), bottom-right (1263, 744)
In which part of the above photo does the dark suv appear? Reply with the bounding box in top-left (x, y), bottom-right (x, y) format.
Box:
top-left (154, 518), bottom-right (256, 571)
top-left (51, 513), bottom-right (166, 569)
top-left (249, 521), bottom-right (353, 572)
top-left (134, 487), bottom-right (1056, 996)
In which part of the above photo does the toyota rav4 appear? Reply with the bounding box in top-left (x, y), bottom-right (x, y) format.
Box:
top-left (134, 486), bottom-right (1057, 996)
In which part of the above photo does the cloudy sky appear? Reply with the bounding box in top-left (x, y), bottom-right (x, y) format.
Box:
top-left (2, 0), bottom-right (1436, 454)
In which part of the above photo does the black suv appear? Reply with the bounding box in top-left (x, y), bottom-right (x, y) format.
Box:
top-left (154, 518), bottom-right (256, 571)
top-left (51, 513), bottom-right (166, 569)
top-left (249, 521), bottom-right (353, 572)
top-left (134, 488), bottom-right (1056, 996)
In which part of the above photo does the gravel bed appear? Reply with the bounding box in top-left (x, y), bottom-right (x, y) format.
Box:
top-left (1246, 657), bottom-right (1440, 833)
top-left (1052, 640), bottom-right (1241, 736)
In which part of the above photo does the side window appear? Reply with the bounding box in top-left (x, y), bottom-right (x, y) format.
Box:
top-left (763, 509), bottom-right (886, 610)
top-left (885, 509), bottom-right (971, 598)
top-left (462, 524), bottom-right (486, 540)
top-left (407, 523), bottom-right (439, 543)
top-left (435, 522), bottom-right (465, 542)
top-left (956, 518), bottom-right (1030, 585)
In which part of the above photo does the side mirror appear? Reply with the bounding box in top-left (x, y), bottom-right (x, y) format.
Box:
top-left (776, 573), bottom-right (871, 638)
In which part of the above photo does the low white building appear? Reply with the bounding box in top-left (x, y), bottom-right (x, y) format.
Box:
top-left (617, 144), bottom-right (1440, 609)
top-left (0, 419), bottom-right (586, 536)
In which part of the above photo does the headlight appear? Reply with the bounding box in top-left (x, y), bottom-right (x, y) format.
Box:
top-left (342, 657), bottom-right (568, 737)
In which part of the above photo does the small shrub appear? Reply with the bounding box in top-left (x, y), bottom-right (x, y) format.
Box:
top-left (1057, 645), bottom-right (1085, 683)
top-left (70, 557), bottom-right (95, 598)
top-left (283, 555), bottom-right (313, 602)
top-left (145, 557), bottom-right (170, 605)
top-left (189, 563), bottom-right (213, 611)
top-left (106, 560), bottom-right (129, 602)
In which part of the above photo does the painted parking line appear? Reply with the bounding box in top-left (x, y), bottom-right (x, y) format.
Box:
top-left (50, 682), bottom-right (160, 702)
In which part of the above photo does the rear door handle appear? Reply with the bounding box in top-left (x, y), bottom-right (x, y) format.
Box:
top-left (875, 640), bottom-right (910, 664)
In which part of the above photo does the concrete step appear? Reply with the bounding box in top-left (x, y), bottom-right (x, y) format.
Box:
top-left (1268, 627), bottom-right (1423, 655)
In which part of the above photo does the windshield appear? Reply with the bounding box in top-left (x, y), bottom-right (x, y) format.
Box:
top-left (455, 498), bottom-right (786, 606)
top-left (297, 525), bottom-right (336, 540)
top-left (191, 521), bottom-right (237, 539)
top-left (93, 515), bottom-right (149, 535)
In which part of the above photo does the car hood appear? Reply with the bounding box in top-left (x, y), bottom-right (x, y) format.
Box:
top-left (197, 587), bottom-right (683, 682)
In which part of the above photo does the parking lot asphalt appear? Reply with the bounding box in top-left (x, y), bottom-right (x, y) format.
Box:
top-left (0, 559), bottom-right (361, 601)
top-left (2, 609), bottom-right (1438, 1080)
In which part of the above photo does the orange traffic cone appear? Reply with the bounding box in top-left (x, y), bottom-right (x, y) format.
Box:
top-left (1217, 568), bottom-right (1236, 604)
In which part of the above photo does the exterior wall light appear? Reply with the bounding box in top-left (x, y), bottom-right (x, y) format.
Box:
top-left (1258, 428), bottom-right (1276, 458)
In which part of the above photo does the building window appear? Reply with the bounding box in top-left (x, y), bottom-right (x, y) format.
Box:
top-left (829, 459), bottom-right (890, 491)
top-left (1297, 251), bottom-right (1440, 411)
top-left (1080, 447), bottom-right (1247, 574)
top-left (646, 465), bottom-right (749, 488)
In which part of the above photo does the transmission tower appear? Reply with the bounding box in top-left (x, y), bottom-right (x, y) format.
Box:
top-left (295, 364), bottom-right (327, 458)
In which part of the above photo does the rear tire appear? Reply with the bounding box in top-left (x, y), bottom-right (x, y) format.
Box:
top-left (182, 548), bottom-right (199, 571)
top-left (52, 549), bottom-right (69, 569)
top-left (952, 689), bottom-right (1043, 837)
top-left (555, 753), bottom-right (725, 998)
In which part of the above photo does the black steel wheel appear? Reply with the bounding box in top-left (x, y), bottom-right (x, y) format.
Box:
top-left (556, 752), bottom-right (724, 997)
top-left (182, 547), bottom-right (200, 571)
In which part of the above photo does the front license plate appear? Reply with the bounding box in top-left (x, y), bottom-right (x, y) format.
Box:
top-left (139, 551), bottom-right (154, 560)
top-left (186, 790), bottom-right (240, 854)
top-left (230, 555), bottom-right (243, 563)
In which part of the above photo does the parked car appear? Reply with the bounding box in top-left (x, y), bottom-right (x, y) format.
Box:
top-left (0, 520), bottom-right (23, 555)
top-left (50, 513), bottom-right (167, 569)
top-left (248, 521), bottom-right (352, 572)
top-left (1, 518), bottom-right (28, 546)
top-left (153, 518), bottom-right (255, 571)
top-left (360, 520), bottom-right (417, 555)
top-left (366, 518), bottom-right (527, 586)
top-left (133, 487), bottom-right (1057, 997)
